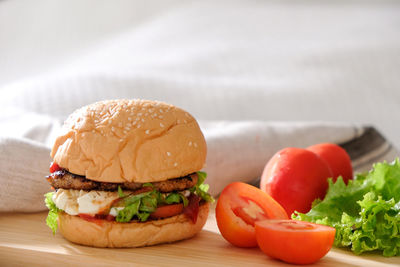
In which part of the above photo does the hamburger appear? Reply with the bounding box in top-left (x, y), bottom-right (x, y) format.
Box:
top-left (44, 99), bottom-right (213, 247)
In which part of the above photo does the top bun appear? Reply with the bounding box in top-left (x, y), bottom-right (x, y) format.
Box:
top-left (51, 99), bottom-right (207, 183)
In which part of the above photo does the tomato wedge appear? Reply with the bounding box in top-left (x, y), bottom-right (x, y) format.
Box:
top-left (216, 182), bottom-right (288, 247)
top-left (150, 203), bottom-right (184, 219)
top-left (255, 220), bottom-right (335, 265)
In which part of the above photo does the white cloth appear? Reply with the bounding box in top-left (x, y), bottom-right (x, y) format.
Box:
top-left (0, 137), bottom-right (51, 212)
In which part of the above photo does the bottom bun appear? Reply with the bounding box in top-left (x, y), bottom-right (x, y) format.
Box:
top-left (58, 202), bottom-right (210, 248)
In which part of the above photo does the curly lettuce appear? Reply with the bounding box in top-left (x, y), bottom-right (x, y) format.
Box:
top-left (293, 159), bottom-right (400, 256)
top-left (44, 192), bottom-right (61, 235)
top-left (191, 171), bottom-right (214, 203)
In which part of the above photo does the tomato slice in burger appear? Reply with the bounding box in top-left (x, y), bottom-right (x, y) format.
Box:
top-left (215, 182), bottom-right (288, 247)
top-left (255, 220), bottom-right (335, 265)
top-left (150, 203), bottom-right (184, 219)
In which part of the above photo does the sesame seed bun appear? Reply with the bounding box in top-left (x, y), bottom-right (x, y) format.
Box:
top-left (51, 99), bottom-right (207, 183)
top-left (58, 202), bottom-right (210, 248)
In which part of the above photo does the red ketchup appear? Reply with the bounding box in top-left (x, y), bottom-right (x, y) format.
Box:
top-left (49, 162), bottom-right (61, 173)
top-left (78, 213), bottom-right (116, 225)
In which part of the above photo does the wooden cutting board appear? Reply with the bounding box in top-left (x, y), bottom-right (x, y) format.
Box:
top-left (0, 204), bottom-right (398, 267)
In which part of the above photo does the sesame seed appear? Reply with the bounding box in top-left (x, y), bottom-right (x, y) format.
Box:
top-left (132, 121), bottom-right (137, 125)
top-left (183, 120), bottom-right (187, 123)
top-left (137, 113), bottom-right (142, 116)
top-left (194, 142), bottom-right (198, 147)
top-left (188, 141), bottom-right (192, 146)
top-left (166, 152), bottom-right (171, 156)
top-left (108, 120), bottom-right (112, 124)
top-left (159, 115), bottom-right (163, 119)
top-left (160, 122), bottom-right (164, 127)
top-left (141, 118), bottom-right (145, 122)
top-left (127, 123), bottom-right (132, 127)
top-left (111, 127), bottom-right (115, 132)
top-left (120, 139), bottom-right (123, 142)
top-left (127, 117), bottom-right (132, 121)
top-left (159, 109), bottom-right (163, 113)
top-left (123, 130), bottom-right (128, 134)
top-left (174, 162), bottom-right (178, 167)
top-left (136, 117), bottom-right (140, 121)
top-left (125, 126), bottom-right (130, 131)
top-left (137, 124), bottom-right (141, 128)
top-left (149, 108), bottom-right (154, 113)
top-left (145, 130), bottom-right (150, 134)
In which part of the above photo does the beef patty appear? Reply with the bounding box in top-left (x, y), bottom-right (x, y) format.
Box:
top-left (47, 170), bottom-right (198, 193)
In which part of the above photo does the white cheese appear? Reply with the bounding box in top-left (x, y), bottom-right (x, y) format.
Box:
top-left (52, 189), bottom-right (81, 215)
top-left (109, 207), bottom-right (125, 217)
top-left (53, 189), bottom-right (120, 216)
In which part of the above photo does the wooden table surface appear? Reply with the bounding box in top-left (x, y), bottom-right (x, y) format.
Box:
top-left (0, 204), bottom-right (398, 267)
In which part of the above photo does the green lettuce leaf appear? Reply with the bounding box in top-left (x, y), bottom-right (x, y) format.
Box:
top-left (116, 200), bottom-right (140, 222)
top-left (44, 192), bottom-right (61, 234)
top-left (116, 190), bottom-right (158, 222)
top-left (165, 192), bottom-right (189, 206)
top-left (137, 212), bottom-right (150, 222)
top-left (191, 171), bottom-right (214, 203)
top-left (117, 185), bottom-right (125, 198)
top-left (293, 159), bottom-right (400, 256)
top-left (139, 195), bottom-right (158, 213)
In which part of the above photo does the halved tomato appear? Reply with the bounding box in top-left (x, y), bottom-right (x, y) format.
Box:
top-left (216, 182), bottom-right (288, 247)
top-left (255, 220), bottom-right (335, 264)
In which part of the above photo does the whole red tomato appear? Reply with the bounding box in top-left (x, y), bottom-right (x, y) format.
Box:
top-left (307, 143), bottom-right (353, 184)
top-left (260, 148), bottom-right (333, 216)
